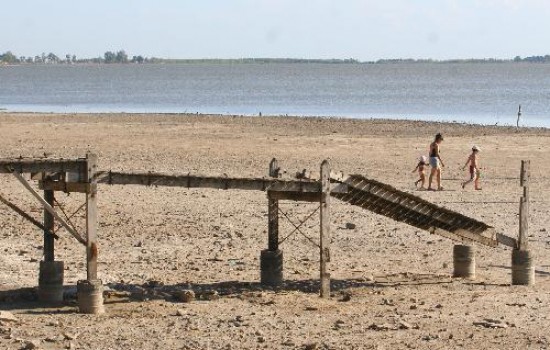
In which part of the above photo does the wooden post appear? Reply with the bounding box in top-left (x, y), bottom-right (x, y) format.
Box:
top-left (319, 159), bottom-right (331, 298)
top-left (261, 158), bottom-right (283, 286)
top-left (43, 189), bottom-right (55, 262)
top-left (518, 160), bottom-right (530, 251)
top-left (78, 154), bottom-right (105, 313)
top-left (512, 160), bottom-right (534, 285)
top-left (268, 158), bottom-right (279, 251)
top-left (85, 153), bottom-right (98, 281)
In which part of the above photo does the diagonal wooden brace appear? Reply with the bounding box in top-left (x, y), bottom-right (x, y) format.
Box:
top-left (8, 167), bottom-right (86, 245)
top-left (0, 193), bottom-right (59, 240)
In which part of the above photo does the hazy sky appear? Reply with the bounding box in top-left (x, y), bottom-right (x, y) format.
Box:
top-left (2, 0), bottom-right (550, 60)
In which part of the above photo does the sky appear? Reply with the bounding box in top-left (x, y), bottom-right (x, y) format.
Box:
top-left (2, 0), bottom-right (550, 61)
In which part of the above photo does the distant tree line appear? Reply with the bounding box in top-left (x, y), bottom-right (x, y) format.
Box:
top-left (2, 50), bottom-right (550, 65)
top-left (0, 50), bottom-right (147, 65)
top-left (513, 55), bottom-right (550, 63)
top-left (372, 56), bottom-right (550, 64)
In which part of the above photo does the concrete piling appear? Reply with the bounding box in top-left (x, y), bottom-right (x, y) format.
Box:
top-left (38, 260), bottom-right (64, 303)
top-left (260, 249), bottom-right (283, 286)
top-left (453, 244), bottom-right (475, 279)
top-left (511, 249), bottom-right (535, 285)
top-left (77, 279), bottom-right (105, 314)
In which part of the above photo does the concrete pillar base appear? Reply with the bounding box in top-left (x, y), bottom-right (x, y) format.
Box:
top-left (260, 249), bottom-right (283, 286)
top-left (512, 249), bottom-right (535, 286)
top-left (77, 279), bottom-right (105, 314)
top-left (38, 261), bottom-right (64, 303)
top-left (453, 245), bottom-right (475, 279)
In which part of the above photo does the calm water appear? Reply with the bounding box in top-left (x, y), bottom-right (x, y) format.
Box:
top-left (1, 63), bottom-right (550, 127)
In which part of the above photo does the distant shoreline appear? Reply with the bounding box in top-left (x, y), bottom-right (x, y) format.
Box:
top-left (2, 56), bottom-right (550, 66)
top-left (1, 111), bottom-right (548, 133)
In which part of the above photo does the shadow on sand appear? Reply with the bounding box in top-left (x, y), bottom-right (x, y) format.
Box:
top-left (0, 272), bottom-right (462, 312)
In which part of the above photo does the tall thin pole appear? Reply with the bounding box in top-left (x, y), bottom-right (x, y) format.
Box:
top-left (516, 104), bottom-right (522, 129)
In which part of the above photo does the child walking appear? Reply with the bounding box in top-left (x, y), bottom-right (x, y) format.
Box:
top-left (412, 155), bottom-right (428, 189)
top-left (461, 145), bottom-right (482, 190)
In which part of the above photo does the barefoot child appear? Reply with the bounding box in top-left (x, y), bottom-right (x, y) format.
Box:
top-left (412, 155), bottom-right (427, 189)
top-left (461, 145), bottom-right (482, 190)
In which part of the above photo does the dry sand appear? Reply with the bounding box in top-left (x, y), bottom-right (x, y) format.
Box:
top-left (1, 113), bottom-right (550, 349)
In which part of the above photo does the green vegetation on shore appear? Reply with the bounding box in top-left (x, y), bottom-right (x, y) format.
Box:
top-left (2, 49), bottom-right (550, 65)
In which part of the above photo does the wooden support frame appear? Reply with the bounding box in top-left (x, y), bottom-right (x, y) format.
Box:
top-left (3, 153), bottom-right (521, 297)
top-left (9, 169), bottom-right (86, 245)
top-left (319, 160), bottom-right (331, 298)
top-left (85, 153), bottom-right (99, 281)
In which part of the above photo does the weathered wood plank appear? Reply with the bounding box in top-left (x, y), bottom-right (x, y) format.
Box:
top-left (496, 233), bottom-right (517, 249)
top-left (39, 180), bottom-right (89, 193)
top-left (97, 171), bottom-right (323, 193)
top-left (268, 191), bottom-right (321, 202)
top-left (0, 158), bottom-right (85, 174)
top-left (431, 227), bottom-right (498, 248)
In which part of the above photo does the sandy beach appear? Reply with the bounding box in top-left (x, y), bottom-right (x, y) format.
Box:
top-left (1, 113), bottom-right (550, 350)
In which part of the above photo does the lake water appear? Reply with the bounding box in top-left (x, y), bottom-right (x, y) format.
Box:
top-left (1, 63), bottom-right (549, 127)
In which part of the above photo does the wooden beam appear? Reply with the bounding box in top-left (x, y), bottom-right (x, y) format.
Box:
top-left (268, 191), bottom-right (321, 202)
top-left (97, 171), bottom-right (322, 192)
top-left (39, 180), bottom-right (89, 193)
top-left (430, 227), bottom-right (498, 248)
top-left (0, 158), bottom-right (85, 174)
top-left (319, 159), bottom-right (331, 298)
top-left (496, 233), bottom-right (518, 249)
top-left (85, 153), bottom-right (99, 280)
top-left (9, 169), bottom-right (86, 245)
top-left (267, 159), bottom-right (280, 251)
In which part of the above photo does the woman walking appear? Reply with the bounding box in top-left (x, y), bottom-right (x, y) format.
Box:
top-left (428, 133), bottom-right (445, 191)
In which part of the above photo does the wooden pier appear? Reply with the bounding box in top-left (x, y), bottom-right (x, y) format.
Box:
top-left (0, 154), bottom-right (527, 313)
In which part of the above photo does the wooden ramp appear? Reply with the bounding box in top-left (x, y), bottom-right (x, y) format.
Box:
top-left (330, 174), bottom-right (516, 248)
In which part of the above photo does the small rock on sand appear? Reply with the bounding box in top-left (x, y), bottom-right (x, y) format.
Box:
top-left (345, 222), bottom-right (356, 229)
top-left (21, 340), bottom-right (41, 350)
top-left (0, 311), bottom-right (18, 323)
top-left (174, 290), bottom-right (195, 303)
